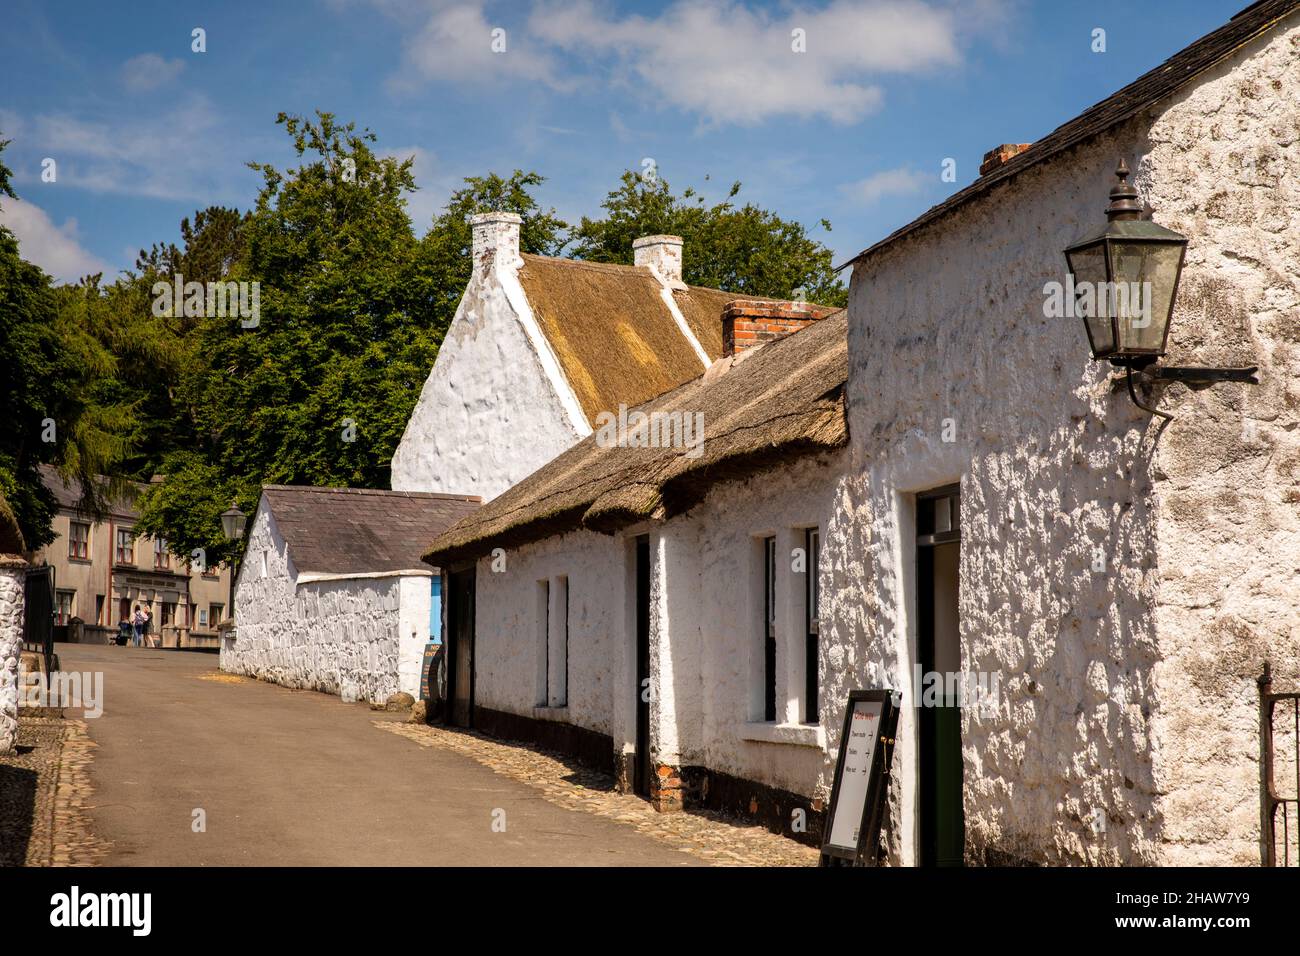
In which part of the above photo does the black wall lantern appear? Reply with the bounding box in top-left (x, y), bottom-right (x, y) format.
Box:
top-left (1064, 160), bottom-right (1257, 419)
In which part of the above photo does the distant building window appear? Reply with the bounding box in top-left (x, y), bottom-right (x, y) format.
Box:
top-left (55, 590), bottom-right (74, 625)
top-left (198, 608), bottom-right (208, 627)
top-left (68, 521), bottom-right (90, 559)
top-left (210, 603), bottom-right (224, 624)
top-left (260, 550), bottom-right (268, 578)
top-left (161, 602), bottom-right (175, 627)
top-left (154, 538), bottom-right (171, 570)
top-left (116, 529), bottom-right (135, 565)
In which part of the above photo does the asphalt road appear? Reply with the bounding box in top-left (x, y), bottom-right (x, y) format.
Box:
top-left (56, 643), bottom-right (698, 866)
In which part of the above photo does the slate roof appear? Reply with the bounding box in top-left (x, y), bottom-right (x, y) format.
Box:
top-left (423, 311), bottom-right (847, 567)
top-left (260, 485), bottom-right (481, 576)
top-left (842, 0), bottom-right (1300, 268)
top-left (516, 254), bottom-right (812, 426)
top-left (39, 464), bottom-right (143, 518)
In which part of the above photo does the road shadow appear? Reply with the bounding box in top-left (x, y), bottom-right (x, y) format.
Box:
top-left (0, 763), bottom-right (37, 866)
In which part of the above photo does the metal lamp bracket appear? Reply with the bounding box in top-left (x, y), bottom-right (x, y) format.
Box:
top-left (1119, 362), bottom-right (1259, 421)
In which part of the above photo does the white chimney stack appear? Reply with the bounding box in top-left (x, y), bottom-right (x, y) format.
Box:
top-left (633, 234), bottom-right (685, 288)
top-left (471, 211), bottom-right (523, 273)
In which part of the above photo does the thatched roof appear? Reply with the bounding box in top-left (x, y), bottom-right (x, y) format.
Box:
top-left (517, 255), bottom-right (804, 426)
top-left (423, 310), bottom-right (847, 567)
top-left (259, 486), bottom-right (481, 576)
top-left (842, 0), bottom-right (1300, 268)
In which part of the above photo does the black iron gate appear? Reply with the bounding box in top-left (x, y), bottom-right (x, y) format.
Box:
top-left (1259, 661), bottom-right (1299, 866)
top-left (23, 564), bottom-right (55, 676)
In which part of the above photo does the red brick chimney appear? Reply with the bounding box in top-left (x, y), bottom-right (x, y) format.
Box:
top-left (979, 143), bottom-right (1032, 176)
top-left (722, 299), bottom-right (838, 358)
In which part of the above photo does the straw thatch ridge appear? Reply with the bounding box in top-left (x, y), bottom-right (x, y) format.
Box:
top-left (423, 310), bottom-right (847, 567)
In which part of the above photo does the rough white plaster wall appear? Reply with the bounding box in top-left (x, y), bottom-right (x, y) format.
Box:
top-left (390, 262), bottom-right (585, 501)
top-left (0, 567), bottom-right (23, 755)
top-left (222, 503), bottom-right (408, 704)
top-left (670, 452), bottom-right (848, 796)
top-left (464, 452), bottom-right (848, 799)
top-left (1141, 19), bottom-right (1300, 866)
top-left (472, 530), bottom-right (626, 737)
top-left (397, 574), bottom-right (433, 699)
top-left (834, 16), bottom-right (1300, 866)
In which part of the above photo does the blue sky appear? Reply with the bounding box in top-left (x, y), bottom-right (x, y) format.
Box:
top-left (0, 0), bottom-right (1247, 284)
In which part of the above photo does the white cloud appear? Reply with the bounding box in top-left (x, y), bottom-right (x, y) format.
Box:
top-left (841, 165), bottom-right (931, 204)
top-left (0, 197), bottom-right (113, 283)
top-left (529, 0), bottom-right (977, 126)
top-left (121, 53), bottom-right (186, 92)
top-left (14, 96), bottom-right (248, 202)
top-left (389, 2), bottom-right (567, 92)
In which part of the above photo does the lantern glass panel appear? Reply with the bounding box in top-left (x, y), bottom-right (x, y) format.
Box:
top-left (1108, 240), bottom-right (1183, 353)
top-left (1066, 242), bottom-right (1113, 356)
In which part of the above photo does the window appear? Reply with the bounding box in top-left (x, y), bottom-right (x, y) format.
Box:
top-left (95, 594), bottom-right (106, 625)
top-left (536, 577), bottom-right (569, 708)
top-left (68, 521), bottom-right (90, 559)
top-left (763, 536), bottom-right (777, 722)
top-left (161, 602), bottom-right (175, 627)
top-left (154, 538), bottom-right (171, 569)
top-left (199, 608), bottom-right (208, 627)
top-left (115, 528), bottom-right (135, 565)
top-left (209, 603), bottom-right (224, 625)
top-left (805, 528), bottom-right (821, 724)
top-left (260, 550), bottom-right (268, 578)
top-left (55, 590), bottom-right (74, 625)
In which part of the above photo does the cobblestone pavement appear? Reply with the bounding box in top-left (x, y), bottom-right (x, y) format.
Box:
top-left (379, 721), bottom-right (819, 867)
top-left (0, 716), bottom-right (109, 866)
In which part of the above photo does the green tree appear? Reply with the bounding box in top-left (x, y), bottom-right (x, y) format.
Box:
top-left (137, 112), bottom-right (433, 563)
top-left (570, 171), bottom-right (847, 306)
top-left (0, 135), bottom-right (137, 548)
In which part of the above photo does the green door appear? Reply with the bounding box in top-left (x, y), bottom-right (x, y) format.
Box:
top-left (917, 488), bottom-right (964, 867)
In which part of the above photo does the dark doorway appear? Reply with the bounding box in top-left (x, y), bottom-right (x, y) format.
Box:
top-left (634, 535), bottom-right (651, 798)
top-left (446, 567), bottom-right (476, 728)
top-left (916, 484), bottom-right (964, 867)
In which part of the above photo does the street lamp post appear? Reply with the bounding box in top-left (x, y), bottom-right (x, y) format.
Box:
top-left (220, 502), bottom-right (246, 631)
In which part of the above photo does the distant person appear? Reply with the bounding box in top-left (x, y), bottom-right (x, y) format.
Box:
top-left (132, 605), bottom-right (145, 647)
top-left (142, 606), bottom-right (154, 647)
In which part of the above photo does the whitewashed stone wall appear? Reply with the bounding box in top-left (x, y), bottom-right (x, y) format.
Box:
top-left (655, 453), bottom-right (846, 796)
top-left (391, 217), bottom-right (589, 501)
top-left (0, 565), bottom-right (23, 755)
top-left (472, 529), bottom-right (626, 739)
top-left (222, 502), bottom-right (414, 704)
top-left (469, 452), bottom-right (848, 799)
top-left (836, 15), bottom-right (1300, 866)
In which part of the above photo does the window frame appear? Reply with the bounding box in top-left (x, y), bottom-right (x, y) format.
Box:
top-left (805, 527), bottom-right (821, 724)
top-left (763, 535), bottom-right (777, 722)
top-left (68, 521), bottom-right (90, 560)
top-left (115, 528), bottom-right (135, 565)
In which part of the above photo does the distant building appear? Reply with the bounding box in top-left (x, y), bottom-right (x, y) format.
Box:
top-left (223, 486), bottom-right (480, 703)
top-left (34, 465), bottom-right (232, 647)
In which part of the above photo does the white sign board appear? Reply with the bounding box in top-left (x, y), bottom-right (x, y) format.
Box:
top-left (826, 698), bottom-right (883, 851)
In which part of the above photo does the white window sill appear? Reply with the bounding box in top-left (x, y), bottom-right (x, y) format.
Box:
top-left (740, 722), bottom-right (825, 749)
